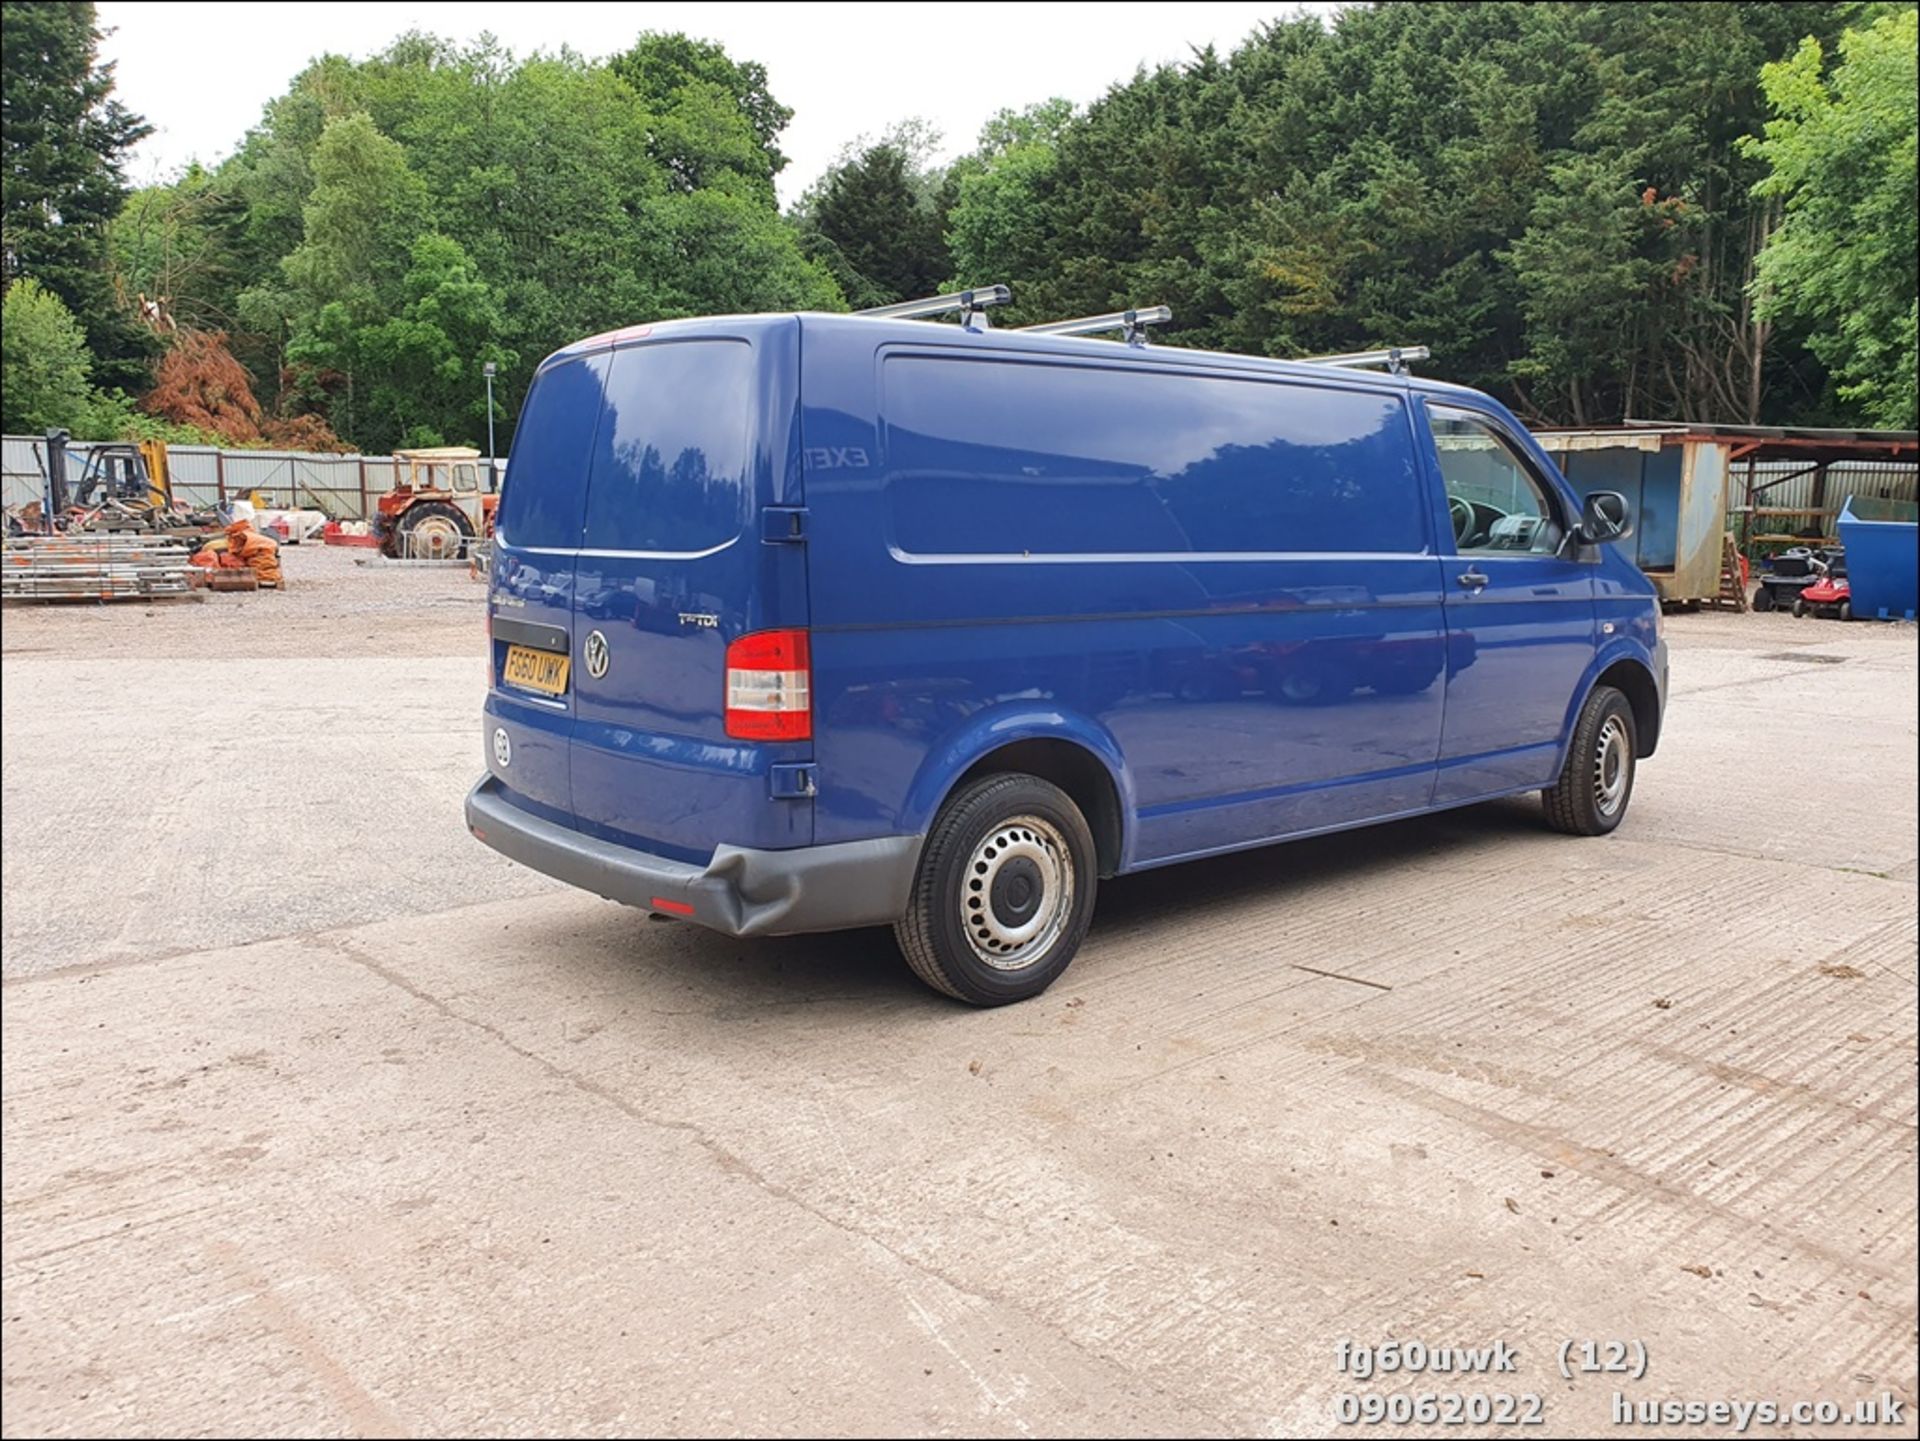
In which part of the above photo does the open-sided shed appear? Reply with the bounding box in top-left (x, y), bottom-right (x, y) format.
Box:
top-left (1532, 420), bottom-right (1917, 604)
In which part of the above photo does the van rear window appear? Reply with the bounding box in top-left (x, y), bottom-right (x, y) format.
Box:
top-left (884, 358), bottom-right (1426, 556)
top-left (496, 352), bottom-right (607, 549)
top-left (582, 340), bottom-right (754, 553)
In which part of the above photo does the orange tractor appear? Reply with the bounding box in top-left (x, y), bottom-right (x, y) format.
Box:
top-left (374, 447), bottom-right (497, 559)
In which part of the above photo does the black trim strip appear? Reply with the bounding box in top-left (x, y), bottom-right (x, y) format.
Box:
top-left (491, 616), bottom-right (570, 653)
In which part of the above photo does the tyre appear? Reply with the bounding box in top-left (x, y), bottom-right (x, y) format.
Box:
top-left (1750, 585), bottom-right (1773, 613)
top-left (1791, 597), bottom-right (1806, 618)
top-left (1838, 600), bottom-right (1852, 622)
top-left (392, 500), bottom-right (475, 560)
top-left (1542, 685), bottom-right (1637, 837)
top-left (894, 773), bottom-right (1098, 1005)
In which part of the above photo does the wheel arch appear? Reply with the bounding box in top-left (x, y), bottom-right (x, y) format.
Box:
top-left (1563, 648), bottom-right (1663, 763)
top-left (902, 710), bottom-right (1135, 877)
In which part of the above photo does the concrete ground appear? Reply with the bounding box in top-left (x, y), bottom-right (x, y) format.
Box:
top-left (3, 545), bottom-right (1915, 1437)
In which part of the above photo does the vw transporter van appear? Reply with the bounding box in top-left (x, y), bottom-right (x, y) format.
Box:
top-left (468, 298), bottom-right (1666, 1005)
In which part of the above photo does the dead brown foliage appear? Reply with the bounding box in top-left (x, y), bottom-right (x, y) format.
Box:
top-left (142, 331), bottom-right (349, 452)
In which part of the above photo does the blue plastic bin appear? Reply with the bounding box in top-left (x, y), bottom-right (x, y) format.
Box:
top-left (1836, 495), bottom-right (1919, 621)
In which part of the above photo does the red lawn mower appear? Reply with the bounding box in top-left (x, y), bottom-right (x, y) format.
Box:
top-left (1792, 553), bottom-right (1851, 621)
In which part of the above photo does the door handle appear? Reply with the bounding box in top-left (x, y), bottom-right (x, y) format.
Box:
top-left (1456, 569), bottom-right (1489, 591)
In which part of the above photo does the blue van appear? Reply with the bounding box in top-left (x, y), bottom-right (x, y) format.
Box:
top-left (467, 308), bottom-right (1667, 1005)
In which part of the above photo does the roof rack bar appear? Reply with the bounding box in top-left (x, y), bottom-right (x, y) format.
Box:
top-left (1018, 306), bottom-right (1173, 348)
top-left (858, 284), bottom-right (1013, 324)
top-left (1299, 345), bottom-right (1430, 376)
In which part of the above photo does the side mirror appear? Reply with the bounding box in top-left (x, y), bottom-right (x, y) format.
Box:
top-left (1577, 490), bottom-right (1632, 545)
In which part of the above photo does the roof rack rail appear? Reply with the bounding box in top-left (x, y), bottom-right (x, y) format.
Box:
top-left (858, 284), bottom-right (1012, 331)
top-left (1017, 305), bottom-right (1172, 348)
top-left (1299, 345), bottom-right (1430, 376)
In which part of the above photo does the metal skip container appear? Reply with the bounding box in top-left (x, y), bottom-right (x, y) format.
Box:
top-left (1836, 495), bottom-right (1919, 621)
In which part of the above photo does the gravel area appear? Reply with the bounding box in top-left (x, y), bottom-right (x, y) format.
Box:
top-left (1, 541), bottom-right (484, 659)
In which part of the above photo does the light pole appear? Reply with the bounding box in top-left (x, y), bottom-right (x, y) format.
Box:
top-left (483, 361), bottom-right (498, 491)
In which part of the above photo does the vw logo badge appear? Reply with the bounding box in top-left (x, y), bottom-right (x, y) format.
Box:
top-left (492, 726), bottom-right (512, 768)
top-left (584, 629), bottom-right (610, 679)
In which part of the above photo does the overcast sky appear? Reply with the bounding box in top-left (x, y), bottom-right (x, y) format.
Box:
top-left (97, 2), bottom-right (1342, 207)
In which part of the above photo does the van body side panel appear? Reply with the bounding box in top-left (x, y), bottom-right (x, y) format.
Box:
top-left (801, 320), bottom-right (1446, 869)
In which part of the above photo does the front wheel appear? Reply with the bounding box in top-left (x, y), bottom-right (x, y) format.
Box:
top-left (1791, 597), bottom-right (1806, 618)
top-left (894, 773), bottom-right (1097, 1005)
top-left (1542, 685), bottom-right (1637, 836)
top-left (1838, 600), bottom-right (1852, 622)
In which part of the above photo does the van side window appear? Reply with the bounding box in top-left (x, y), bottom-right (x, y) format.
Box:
top-left (885, 358), bottom-right (1427, 556)
top-left (1429, 407), bottom-right (1564, 555)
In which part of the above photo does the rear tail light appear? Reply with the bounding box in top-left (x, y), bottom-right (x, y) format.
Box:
top-left (725, 628), bottom-right (811, 740)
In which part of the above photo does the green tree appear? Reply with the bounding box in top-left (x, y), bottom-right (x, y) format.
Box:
top-left (1, 0), bottom-right (152, 388)
top-left (655, 187), bottom-right (845, 316)
top-left (1, 277), bottom-right (94, 431)
top-left (281, 113), bottom-right (427, 306)
top-left (946, 101), bottom-right (1075, 314)
top-left (0, 277), bottom-right (135, 433)
top-left (1745, 9), bottom-right (1919, 427)
top-left (805, 133), bottom-right (951, 307)
top-left (349, 234), bottom-right (513, 450)
top-left (202, 34), bottom-right (839, 445)
top-left (270, 113), bottom-right (432, 446)
top-left (933, 3), bottom-right (1851, 424)
top-left (610, 32), bottom-right (792, 193)
top-left (107, 164), bottom-right (246, 332)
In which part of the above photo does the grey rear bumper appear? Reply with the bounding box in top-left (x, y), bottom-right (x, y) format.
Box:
top-left (465, 775), bottom-right (919, 937)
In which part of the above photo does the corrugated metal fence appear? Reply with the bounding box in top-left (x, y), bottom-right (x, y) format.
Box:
top-left (3, 435), bottom-right (414, 520)
top-left (1731, 459), bottom-right (1918, 539)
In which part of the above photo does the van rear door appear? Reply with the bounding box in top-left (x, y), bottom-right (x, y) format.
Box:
top-left (486, 351), bottom-right (608, 825)
top-left (568, 327), bottom-right (812, 863)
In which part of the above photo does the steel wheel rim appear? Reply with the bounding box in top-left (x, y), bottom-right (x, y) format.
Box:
top-left (1594, 715), bottom-right (1631, 816)
top-left (961, 815), bottom-right (1073, 970)
top-left (409, 516), bottom-right (463, 559)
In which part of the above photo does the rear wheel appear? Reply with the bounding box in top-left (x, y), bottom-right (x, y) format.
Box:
top-left (1542, 685), bottom-right (1637, 836)
top-left (894, 773), bottom-right (1097, 1006)
top-left (393, 500), bottom-right (474, 560)
top-left (1750, 585), bottom-right (1774, 612)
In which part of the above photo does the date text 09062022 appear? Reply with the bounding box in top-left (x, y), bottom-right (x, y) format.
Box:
top-left (1335, 1392), bottom-right (1546, 1426)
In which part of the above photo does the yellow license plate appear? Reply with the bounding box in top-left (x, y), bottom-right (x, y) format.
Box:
top-left (503, 644), bottom-right (570, 696)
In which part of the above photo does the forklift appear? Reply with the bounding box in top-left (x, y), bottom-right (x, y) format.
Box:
top-left (31, 429), bottom-right (213, 537)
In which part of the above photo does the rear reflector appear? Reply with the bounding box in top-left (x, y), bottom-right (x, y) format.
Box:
top-left (725, 628), bottom-right (811, 741)
top-left (650, 896), bottom-right (695, 916)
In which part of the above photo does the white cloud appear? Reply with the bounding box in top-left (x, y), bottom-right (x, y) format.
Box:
top-left (97, 1), bottom-right (1342, 206)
